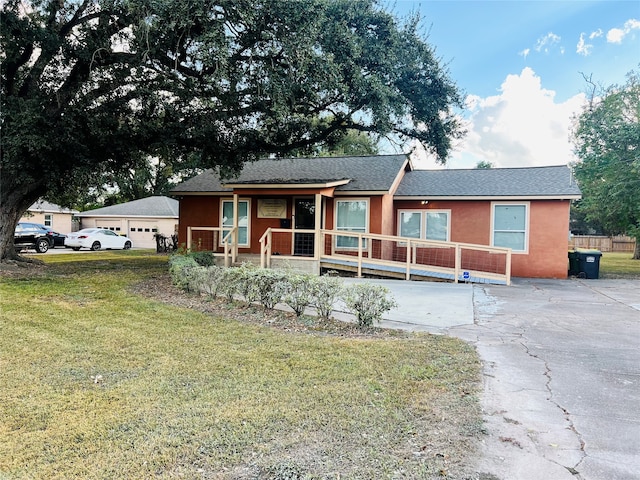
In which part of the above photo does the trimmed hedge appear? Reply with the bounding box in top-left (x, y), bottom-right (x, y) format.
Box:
top-left (168, 254), bottom-right (397, 327)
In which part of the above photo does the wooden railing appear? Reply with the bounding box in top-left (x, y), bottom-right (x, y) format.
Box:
top-left (259, 227), bottom-right (316, 268)
top-left (186, 226), bottom-right (237, 266)
top-left (257, 227), bottom-right (512, 285)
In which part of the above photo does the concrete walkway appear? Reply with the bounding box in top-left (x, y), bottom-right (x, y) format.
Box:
top-left (336, 277), bottom-right (474, 332)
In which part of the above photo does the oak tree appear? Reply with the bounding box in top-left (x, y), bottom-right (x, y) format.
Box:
top-left (1, 0), bottom-right (464, 261)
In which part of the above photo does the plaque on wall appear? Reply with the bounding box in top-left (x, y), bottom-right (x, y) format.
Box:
top-left (257, 199), bottom-right (287, 218)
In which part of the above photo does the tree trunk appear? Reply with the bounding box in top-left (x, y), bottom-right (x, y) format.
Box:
top-left (633, 237), bottom-right (640, 260)
top-left (0, 182), bottom-right (45, 263)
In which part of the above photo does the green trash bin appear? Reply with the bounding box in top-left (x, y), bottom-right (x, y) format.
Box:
top-left (568, 250), bottom-right (580, 276)
top-left (575, 249), bottom-right (602, 279)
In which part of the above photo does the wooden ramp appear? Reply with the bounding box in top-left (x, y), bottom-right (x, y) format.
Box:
top-left (321, 258), bottom-right (509, 285)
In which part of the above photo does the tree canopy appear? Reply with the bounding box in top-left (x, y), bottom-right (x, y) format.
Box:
top-left (1, 0), bottom-right (464, 261)
top-left (571, 70), bottom-right (640, 259)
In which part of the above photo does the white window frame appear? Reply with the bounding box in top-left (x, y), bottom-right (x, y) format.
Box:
top-left (335, 198), bottom-right (369, 249)
top-left (221, 199), bottom-right (251, 247)
top-left (397, 209), bottom-right (451, 242)
top-left (491, 202), bottom-right (529, 253)
top-left (44, 214), bottom-right (53, 227)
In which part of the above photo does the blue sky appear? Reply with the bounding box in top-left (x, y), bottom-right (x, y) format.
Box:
top-left (383, 1), bottom-right (640, 169)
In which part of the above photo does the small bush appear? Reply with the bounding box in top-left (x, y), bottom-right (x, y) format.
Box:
top-left (235, 263), bottom-right (260, 303)
top-left (341, 283), bottom-right (398, 328)
top-left (189, 251), bottom-right (216, 267)
top-left (168, 255), bottom-right (200, 291)
top-left (249, 269), bottom-right (289, 310)
top-left (281, 273), bottom-right (315, 317)
top-left (218, 267), bottom-right (242, 303)
top-left (309, 275), bottom-right (344, 320)
top-left (201, 265), bottom-right (224, 298)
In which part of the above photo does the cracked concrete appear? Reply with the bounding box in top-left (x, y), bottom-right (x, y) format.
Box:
top-left (449, 278), bottom-right (640, 480)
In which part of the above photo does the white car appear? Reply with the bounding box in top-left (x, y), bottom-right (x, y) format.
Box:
top-left (65, 228), bottom-right (133, 251)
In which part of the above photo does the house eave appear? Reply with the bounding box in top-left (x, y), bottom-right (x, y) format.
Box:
top-left (75, 214), bottom-right (178, 218)
top-left (223, 179), bottom-right (351, 189)
top-left (394, 195), bottom-right (582, 201)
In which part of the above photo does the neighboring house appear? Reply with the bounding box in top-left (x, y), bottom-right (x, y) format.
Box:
top-left (171, 155), bottom-right (581, 281)
top-left (19, 200), bottom-right (79, 233)
top-left (76, 196), bottom-right (179, 249)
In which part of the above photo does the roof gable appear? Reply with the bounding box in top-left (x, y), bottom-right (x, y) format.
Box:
top-left (76, 196), bottom-right (179, 217)
top-left (28, 200), bottom-right (79, 214)
top-left (171, 155), bottom-right (409, 194)
top-left (395, 165), bottom-right (581, 199)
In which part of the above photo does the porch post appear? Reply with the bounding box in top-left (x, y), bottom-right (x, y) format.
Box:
top-left (314, 193), bottom-right (322, 260)
top-left (233, 193), bottom-right (239, 264)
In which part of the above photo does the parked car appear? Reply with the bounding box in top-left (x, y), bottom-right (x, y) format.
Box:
top-left (43, 228), bottom-right (67, 247)
top-left (65, 228), bottom-right (133, 251)
top-left (14, 222), bottom-right (56, 253)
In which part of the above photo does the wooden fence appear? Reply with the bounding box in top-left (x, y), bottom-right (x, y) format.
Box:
top-left (570, 235), bottom-right (636, 253)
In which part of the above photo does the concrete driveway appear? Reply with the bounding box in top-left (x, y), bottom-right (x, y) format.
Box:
top-left (449, 278), bottom-right (640, 480)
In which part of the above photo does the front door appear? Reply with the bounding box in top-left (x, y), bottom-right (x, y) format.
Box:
top-left (294, 198), bottom-right (315, 256)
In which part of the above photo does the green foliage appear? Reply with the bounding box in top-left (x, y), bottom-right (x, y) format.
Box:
top-left (571, 70), bottom-right (640, 258)
top-left (189, 251), bottom-right (216, 267)
top-left (341, 283), bottom-right (398, 328)
top-left (309, 275), bottom-right (345, 320)
top-left (1, 0), bottom-right (464, 260)
top-left (475, 160), bottom-right (494, 169)
top-left (168, 255), bottom-right (200, 291)
top-left (248, 269), bottom-right (290, 310)
top-left (281, 274), bottom-right (316, 317)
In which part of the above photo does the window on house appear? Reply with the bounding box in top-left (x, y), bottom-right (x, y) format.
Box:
top-left (336, 199), bottom-right (367, 248)
top-left (398, 210), bottom-right (450, 242)
top-left (222, 200), bottom-right (249, 246)
top-left (492, 204), bottom-right (528, 252)
top-left (399, 211), bottom-right (421, 238)
top-left (425, 212), bottom-right (449, 241)
top-left (44, 214), bottom-right (52, 227)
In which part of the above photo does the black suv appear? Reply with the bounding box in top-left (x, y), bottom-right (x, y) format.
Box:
top-left (14, 222), bottom-right (55, 253)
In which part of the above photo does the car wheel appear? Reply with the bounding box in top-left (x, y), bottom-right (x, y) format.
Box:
top-left (123, 241), bottom-right (132, 250)
top-left (90, 241), bottom-right (101, 251)
top-left (72, 247), bottom-right (81, 251)
top-left (36, 238), bottom-right (50, 253)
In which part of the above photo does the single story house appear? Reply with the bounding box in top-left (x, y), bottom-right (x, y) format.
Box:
top-left (20, 200), bottom-right (79, 233)
top-left (171, 155), bottom-right (581, 282)
top-left (76, 196), bottom-right (179, 249)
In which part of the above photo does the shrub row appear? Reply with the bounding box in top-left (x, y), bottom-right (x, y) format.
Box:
top-left (168, 254), bottom-right (397, 328)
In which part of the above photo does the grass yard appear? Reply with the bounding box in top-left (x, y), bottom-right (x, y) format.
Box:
top-left (599, 251), bottom-right (640, 278)
top-left (0, 252), bottom-right (482, 479)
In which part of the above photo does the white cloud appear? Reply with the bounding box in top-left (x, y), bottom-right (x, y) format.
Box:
top-left (607, 18), bottom-right (640, 43)
top-left (535, 32), bottom-right (561, 53)
top-left (409, 68), bottom-right (586, 170)
top-left (576, 33), bottom-right (593, 56)
top-left (519, 48), bottom-right (530, 59)
top-left (589, 29), bottom-right (603, 40)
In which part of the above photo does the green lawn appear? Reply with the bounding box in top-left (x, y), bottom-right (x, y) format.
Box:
top-left (0, 252), bottom-right (482, 479)
top-left (599, 251), bottom-right (640, 278)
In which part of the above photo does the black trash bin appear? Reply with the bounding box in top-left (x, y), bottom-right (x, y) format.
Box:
top-left (568, 250), bottom-right (580, 276)
top-left (575, 249), bottom-right (602, 279)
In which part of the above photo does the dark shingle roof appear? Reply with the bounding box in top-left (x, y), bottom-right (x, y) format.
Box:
top-left (28, 200), bottom-right (79, 214)
top-left (395, 165), bottom-right (581, 198)
top-left (76, 196), bottom-right (179, 217)
top-left (171, 155), bottom-right (409, 193)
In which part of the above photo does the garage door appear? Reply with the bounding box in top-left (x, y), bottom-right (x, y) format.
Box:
top-left (128, 222), bottom-right (158, 248)
top-left (94, 220), bottom-right (123, 232)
